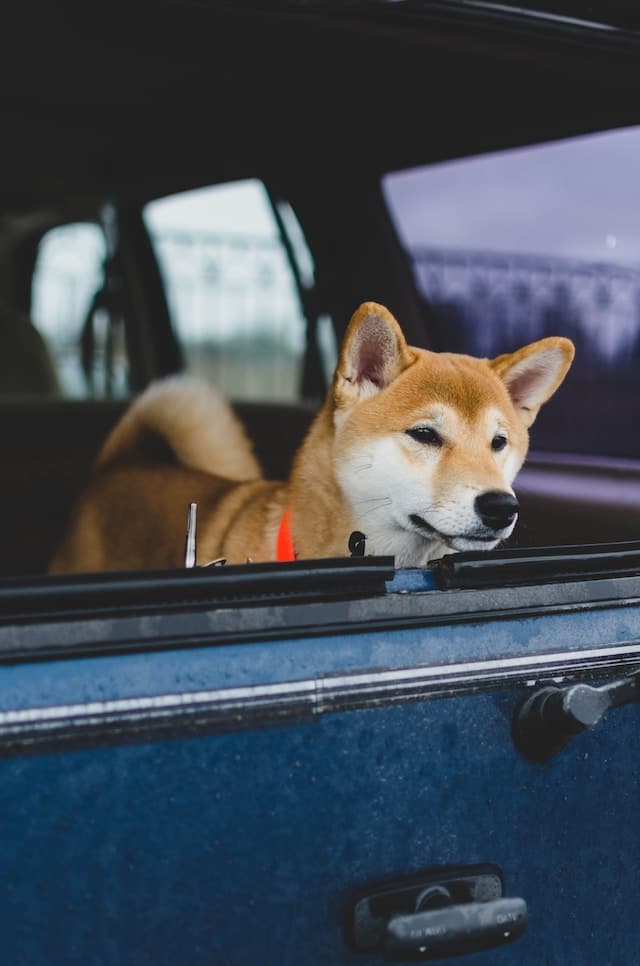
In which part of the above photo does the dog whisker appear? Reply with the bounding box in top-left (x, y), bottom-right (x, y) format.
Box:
top-left (357, 497), bottom-right (393, 517)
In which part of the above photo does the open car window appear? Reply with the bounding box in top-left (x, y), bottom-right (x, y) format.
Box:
top-left (383, 125), bottom-right (640, 460)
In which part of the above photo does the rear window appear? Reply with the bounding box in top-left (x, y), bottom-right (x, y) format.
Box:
top-left (383, 126), bottom-right (640, 459)
top-left (143, 180), bottom-right (308, 402)
top-left (31, 222), bottom-right (131, 398)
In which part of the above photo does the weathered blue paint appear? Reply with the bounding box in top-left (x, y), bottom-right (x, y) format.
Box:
top-left (386, 567), bottom-right (440, 592)
top-left (0, 600), bottom-right (638, 712)
top-left (0, 692), bottom-right (638, 964)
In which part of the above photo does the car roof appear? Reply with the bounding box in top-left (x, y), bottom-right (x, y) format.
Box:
top-left (1, 0), bottom-right (639, 216)
top-left (453, 0), bottom-right (640, 31)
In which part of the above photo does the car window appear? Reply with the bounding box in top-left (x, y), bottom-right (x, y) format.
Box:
top-left (31, 222), bottom-right (130, 398)
top-left (143, 180), bottom-right (309, 402)
top-left (382, 126), bottom-right (640, 459)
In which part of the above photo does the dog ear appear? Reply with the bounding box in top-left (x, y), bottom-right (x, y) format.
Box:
top-left (490, 336), bottom-right (575, 427)
top-left (334, 302), bottom-right (415, 406)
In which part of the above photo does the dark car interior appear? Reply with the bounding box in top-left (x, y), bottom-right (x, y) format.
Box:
top-left (1, 1), bottom-right (640, 577)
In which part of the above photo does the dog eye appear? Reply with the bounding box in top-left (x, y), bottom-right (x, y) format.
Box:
top-left (406, 427), bottom-right (442, 447)
top-left (492, 434), bottom-right (508, 452)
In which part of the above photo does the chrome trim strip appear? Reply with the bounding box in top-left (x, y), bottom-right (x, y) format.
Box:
top-left (1, 640), bottom-right (640, 753)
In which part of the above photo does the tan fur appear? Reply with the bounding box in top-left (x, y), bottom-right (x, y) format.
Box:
top-left (96, 375), bottom-right (261, 480)
top-left (49, 303), bottom-right (574, 574)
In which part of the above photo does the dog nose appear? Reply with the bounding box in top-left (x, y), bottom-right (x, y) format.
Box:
top-left (475, 490), bottom-right (519, 530)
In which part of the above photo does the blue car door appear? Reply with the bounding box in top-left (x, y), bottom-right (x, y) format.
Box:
top-left (0, 550), bottom-right (638, 964)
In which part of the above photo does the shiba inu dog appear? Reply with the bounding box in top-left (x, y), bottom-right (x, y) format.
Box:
top-left (49, 302), bottom-right (574, 573)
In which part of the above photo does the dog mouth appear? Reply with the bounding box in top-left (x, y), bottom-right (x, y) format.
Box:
top-left (408, 513), bottom-right (504, 547)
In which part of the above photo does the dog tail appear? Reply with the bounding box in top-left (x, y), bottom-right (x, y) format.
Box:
top-left (95, 374), bottom-right (262, 481)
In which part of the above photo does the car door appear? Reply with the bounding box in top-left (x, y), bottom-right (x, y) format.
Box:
top-left (1, 3), bottom-right (640, 964)
top-left (0, 551), bottom-right (638, 964)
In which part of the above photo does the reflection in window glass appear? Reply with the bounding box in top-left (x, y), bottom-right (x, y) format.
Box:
top-left (144, 180), bottom-right (307, 402)
top-left (383, 127), bottom-right (640, 458)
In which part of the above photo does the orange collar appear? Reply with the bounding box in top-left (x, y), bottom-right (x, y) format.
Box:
top-left (275, 506), bottom-right (296, 562)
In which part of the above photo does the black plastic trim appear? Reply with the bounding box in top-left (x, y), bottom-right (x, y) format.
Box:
top-left (434, 540), bottom-right (640, 588)
top-left (0, 572), bottom-right (638, 666)
top-left (0, 557), bottom-right (394, 624)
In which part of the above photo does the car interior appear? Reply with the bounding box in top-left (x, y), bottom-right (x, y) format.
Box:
top-left (1, 1), bottom-right (640, 578)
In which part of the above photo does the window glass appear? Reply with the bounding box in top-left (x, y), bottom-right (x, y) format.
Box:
top-left (383, 127), bottom-right (640, 459)
top-left (31, 222), bottom-right (129, 398)
top-left (144, 180), bottom-right (308, 401)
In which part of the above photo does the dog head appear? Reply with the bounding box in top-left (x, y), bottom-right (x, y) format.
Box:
top-left (332, 302), bottom-right (574, 566)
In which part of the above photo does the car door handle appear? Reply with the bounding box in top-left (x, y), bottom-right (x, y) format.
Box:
top-left (513, 670), bottom-right (640, 761)
top-left (384, 897), bottom-right (527, 961)
top-left (348, 865), bottom-right (527, 961)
